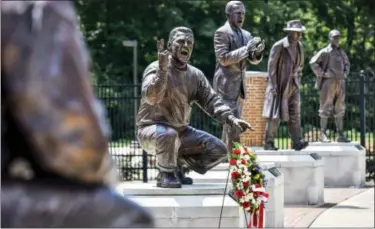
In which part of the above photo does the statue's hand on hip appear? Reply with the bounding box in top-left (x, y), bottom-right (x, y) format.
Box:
top-left (270, 85), bottom-right (278, 96)
top-left (323, 72), bottom-right (330, 78)
top-left (157, 39), bottom-right (169, 72)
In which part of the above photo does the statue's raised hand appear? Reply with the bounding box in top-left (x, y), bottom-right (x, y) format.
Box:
top-left (157, 39), bottom-right (169, 71)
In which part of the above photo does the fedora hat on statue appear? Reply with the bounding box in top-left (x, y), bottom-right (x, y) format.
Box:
top-left (328, 29), bottom-right (340, 38)
top-left (283, 19), bottom-right (306, 32)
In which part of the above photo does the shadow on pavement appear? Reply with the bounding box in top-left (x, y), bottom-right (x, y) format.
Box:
top-left (331, 204), bottom-right (369, 210)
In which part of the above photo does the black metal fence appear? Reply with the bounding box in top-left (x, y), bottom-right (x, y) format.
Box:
top-left (94, 71), bottom-right (375, 182)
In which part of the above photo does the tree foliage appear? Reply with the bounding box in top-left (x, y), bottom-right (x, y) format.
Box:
top-left (75, 0), bottom-right (375, 84)
top-left (75, 0), bottom-right (374, 141)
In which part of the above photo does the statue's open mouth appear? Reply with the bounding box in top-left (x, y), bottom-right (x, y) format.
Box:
top-left (238, 20), bottom-right (243, 24)
top-left (181, 47), bottom-right (189, 56)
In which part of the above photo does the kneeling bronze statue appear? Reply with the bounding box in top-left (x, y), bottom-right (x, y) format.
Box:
top-left (136, 27), bottom-right (254, 188)
top-left (1, 1), bottom-right (154, 227)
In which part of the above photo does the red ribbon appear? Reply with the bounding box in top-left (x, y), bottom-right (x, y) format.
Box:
top-left (247, 184), bottom-right (268, 228)
top-left (248, 202), bottom-right (265, 228)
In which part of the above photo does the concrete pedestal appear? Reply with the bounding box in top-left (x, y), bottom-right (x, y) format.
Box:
top-left (188, 163), bottom-right (284, 227)
top-left (118, 183), bottom-right (241, 227)
top-left (302, 142), bottom-right (366, 188)
top-left (254, 149), bottom-right (325, 206)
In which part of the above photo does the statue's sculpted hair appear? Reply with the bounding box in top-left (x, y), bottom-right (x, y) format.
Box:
top-left (167, 27), bottom-right (194, 50)
top-left (225, 1), bottom-right (244, 15)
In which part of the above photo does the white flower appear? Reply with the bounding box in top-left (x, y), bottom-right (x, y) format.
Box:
top-left (243, 170), bottom-right (251, 176)
top-left (242, 176), bottom-right (251, 182)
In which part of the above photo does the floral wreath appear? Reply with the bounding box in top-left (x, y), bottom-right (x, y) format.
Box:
top-left (229, 142), bottom-right (269, 228)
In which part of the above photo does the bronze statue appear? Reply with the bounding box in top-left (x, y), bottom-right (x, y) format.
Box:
top-left (309, 30), bottom-right (351, 142)
top-left (262, 20), bottom-right (309, 151)
top-left (136, 26), bottom-right (254, 189)
top-left (1, 1), bottom-right (154, 227)
top-left (213, 0), bottom-right (265, 154)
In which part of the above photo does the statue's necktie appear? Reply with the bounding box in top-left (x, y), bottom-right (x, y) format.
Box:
top-left (235, 28), bottom-right (244, 46)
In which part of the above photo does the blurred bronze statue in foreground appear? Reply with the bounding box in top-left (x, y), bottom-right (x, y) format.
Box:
top-left (262, 20), bottom-right (309, 151)
top-left (213, 0), bottom-right (265, 155)
top-left (136, 26), bottom-right (254, 188)
top-left (309, 29), bottom-right (351, 143)
top-left (1, 1), bottom-right (154, 227)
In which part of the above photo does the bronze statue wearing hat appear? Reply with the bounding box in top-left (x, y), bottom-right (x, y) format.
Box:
top-left (136, 27), bottom-right (253, 189)
top-left (309, 29), bottom-right (351, 142)
top-left (213, 0), bottom-right (265, 154)
top-left (262, 20), bottom-right (309, 151)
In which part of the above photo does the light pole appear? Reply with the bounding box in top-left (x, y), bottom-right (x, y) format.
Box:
top-left (122, 40), bottom-right (138, 137)
top-left (123, 40), bottom-right (148, 182)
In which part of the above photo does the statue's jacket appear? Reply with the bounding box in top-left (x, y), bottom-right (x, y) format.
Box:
top-left (213, 21), bottom-right (263, 101)
top-left (137, 61), bottom-right (233, 128)
top-left (309, 44), bottom-right (350, 90)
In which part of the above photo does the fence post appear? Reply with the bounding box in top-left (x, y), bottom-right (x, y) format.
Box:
top-left (142, 150), bottom-right (148, 183)
top-left (359, 70), bottom-right (366, 147)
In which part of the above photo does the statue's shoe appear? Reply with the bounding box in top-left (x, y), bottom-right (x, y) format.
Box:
top-left (292, 140), bottom-right (309, 151)
top-left (177, 170), bottom-right (193, 185)
top-left (156, 172), bottom-right (182, 188)
top-left (264, 142), bottom-right (279, 151)
top-left (337, 135), bottom-right (351, 143)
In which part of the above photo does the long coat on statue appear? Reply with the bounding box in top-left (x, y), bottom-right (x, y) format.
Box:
top-left (262, 37), bottom-right (304, 122)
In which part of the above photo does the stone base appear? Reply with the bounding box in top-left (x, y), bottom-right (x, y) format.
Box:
top-left (302, 142), bottom-right (366, 188)
top-left (253, 149), bottom-right (325, 206)
top-left (118, 183), bottom-right (241, 227)
top-left (189, 162), bottom-right (276, 183)
top-left (188, 163), bottom-right (284, 227)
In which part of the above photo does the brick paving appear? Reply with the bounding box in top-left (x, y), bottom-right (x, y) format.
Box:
top-left (284, 186), bottom-right (372, 227)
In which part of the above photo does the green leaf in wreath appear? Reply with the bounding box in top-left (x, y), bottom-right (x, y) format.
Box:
top-left (233, 142), bottom-right (241, 149)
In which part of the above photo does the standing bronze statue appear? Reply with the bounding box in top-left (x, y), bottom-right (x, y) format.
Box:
top-left (136, 26), bottom-right (254, 189)
top-left (262, 20), bottom-right (309, 151)
top-left (213, 0), bottom-right (265, 154)
top-left (309, 30), bottom-right (351, 142)
top-left (1, 1), bottom-right (154, 227)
